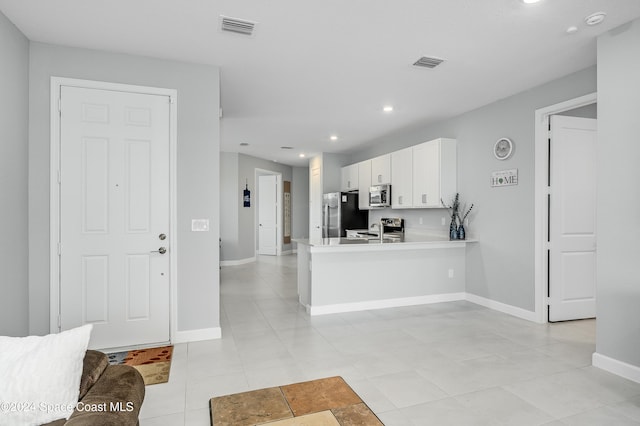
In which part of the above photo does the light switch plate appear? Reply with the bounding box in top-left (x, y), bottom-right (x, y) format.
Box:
top-left (192, 219), bottom-right (210, 232)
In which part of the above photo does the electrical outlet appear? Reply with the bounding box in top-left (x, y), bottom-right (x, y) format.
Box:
top-left (419, 217), bottom-right (423, 225)
top-left (441, 217), bottom-right (446, 226)
top-left (448, 269), bottom-right (454, 278)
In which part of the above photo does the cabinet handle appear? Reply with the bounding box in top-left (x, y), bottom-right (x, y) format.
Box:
top-left (422, 194), bottom-right (427, 204)
top-left (378, 174), bottom-right (382, 183)
top-left (347, 180), bottom-right (350, 188)
top-left (399, 195), bottom-right (403, 205)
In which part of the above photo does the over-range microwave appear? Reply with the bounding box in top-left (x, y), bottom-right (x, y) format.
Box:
top-left (369, 184), bottom-right (391, 208)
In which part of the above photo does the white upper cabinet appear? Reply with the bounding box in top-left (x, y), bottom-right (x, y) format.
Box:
top-left (391, 147), bottom-right (413, 208)
top-left (413, 138), bottom-right (457, 208)
top-left (340, 163), bottom-right (359, 192)
top-left (371, 154), bottom-right (391, 185)
top-left (357, 160), bottom-right (372, 210)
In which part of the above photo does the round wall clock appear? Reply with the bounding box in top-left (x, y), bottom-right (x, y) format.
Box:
top-left (494, 138), bottom-right (513, 160)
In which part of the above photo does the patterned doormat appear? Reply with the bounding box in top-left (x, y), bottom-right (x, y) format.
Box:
top-left (107, 345), bottom-right (173, 385)
top-left (210, 376), bottom-right (383, 425)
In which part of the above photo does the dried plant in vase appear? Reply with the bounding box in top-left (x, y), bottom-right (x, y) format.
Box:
top-left (457, 203), bottom-right (474, 240)
top-left (442, 193), bottom-right (474, 240)
top-left (441, 193), bottom-right (460, 240)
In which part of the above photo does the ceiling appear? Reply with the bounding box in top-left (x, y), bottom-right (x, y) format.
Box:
top-left (2, 1), bottom-right (640, 167)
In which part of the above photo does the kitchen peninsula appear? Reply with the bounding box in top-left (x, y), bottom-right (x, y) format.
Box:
top-left (294, 234), bottom-right (475, 315)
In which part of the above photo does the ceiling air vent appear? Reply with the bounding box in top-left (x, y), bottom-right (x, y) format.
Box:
top-left (413, 56), bottom-right (444, 69)
top-left (220, 15), bottom-right (256, 36)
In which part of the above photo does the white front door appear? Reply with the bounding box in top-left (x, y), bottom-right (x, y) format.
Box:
top-left (59, 86), bottom-right (171, 349)
top-left (258, 175), bottom-right (277, 255)
top-left (548, 115), bottom-right (597, 322)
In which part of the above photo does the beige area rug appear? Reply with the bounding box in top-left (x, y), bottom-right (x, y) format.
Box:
top-left (107, 345), bottom-right (173, 385)
top-left (210, 376), bottom-right (384, 425)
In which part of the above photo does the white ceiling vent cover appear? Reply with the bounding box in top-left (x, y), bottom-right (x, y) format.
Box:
top-left (413, 56), bottom-right (444, 69)
top-left (220, 15), bottom-right (256, 36)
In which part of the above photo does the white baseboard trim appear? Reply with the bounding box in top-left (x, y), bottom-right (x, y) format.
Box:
top-left (465, 293), bottom-right (538, 322)
top-left (593, 352), bottom-right (640, 384)
top-left (220, 257), bottom-right (256, 267)
top-left (172, 327), bottom-right (221, 343)
top-left (281, 249), bottom-right (293, 256)
top-left (308, 293), bottom-right (466, 316)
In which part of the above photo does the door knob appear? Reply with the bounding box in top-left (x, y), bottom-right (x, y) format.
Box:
top-left (151, 247), bottom-right (167, 254)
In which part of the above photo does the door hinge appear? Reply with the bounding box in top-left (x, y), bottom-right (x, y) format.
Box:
top-left (58, 98), bottom-right (62, 115)
top-left (57, 170), bottom-right (61, 184)
top-left (58, 315), bottom-right (62, 330)
top-left (57, 242), bottom-right (62, 255)
top-left (546, 297), bottom-right (552, 306)
top-left (169, 96), bottom-right (175, 104)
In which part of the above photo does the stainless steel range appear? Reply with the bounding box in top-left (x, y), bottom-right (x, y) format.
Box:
top-left (356, 217), bottom-right (405, 241)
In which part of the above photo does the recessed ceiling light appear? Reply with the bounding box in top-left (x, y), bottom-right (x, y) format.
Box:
top-left (522, 0), bottom-right (541, 4)
top-left (585, 12), bottom-right (606, 26)
top-left (299, 153), bottom-right (305, 158)
top-left (330, 135), bottom-right (338, 141)
top-left (239, 142), bottom-right (249, 146)
top-left (383, 106), bottom-right (394, 113)
top-left (566, 26), bottom-right (578, 34)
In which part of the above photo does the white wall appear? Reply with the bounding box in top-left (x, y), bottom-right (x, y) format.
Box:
top-left (350, 66), bottom-right (597, 312)
top-left (292, 166), bottom-right (309, 240)
top-left (28, 42), bottom-right (220, 336)
top-left (595, 18), bottom-right (640, 371)
top-left (0, 11), bottom-right (29, 336)
top-left (220, 152), bottom-right (240, 260)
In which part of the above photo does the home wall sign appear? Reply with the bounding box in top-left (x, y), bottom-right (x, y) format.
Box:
top-left (491, 169), bottom-right (518, 187)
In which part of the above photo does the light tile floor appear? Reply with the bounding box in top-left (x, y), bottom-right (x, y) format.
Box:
top-left (140, 254), bottom-right (640, 426)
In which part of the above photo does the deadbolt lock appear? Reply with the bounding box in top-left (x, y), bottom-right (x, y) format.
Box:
top-left (159, 233), bottom-right (167, 240)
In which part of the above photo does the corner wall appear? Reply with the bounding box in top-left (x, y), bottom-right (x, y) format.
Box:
top-left (220, 152), bottom-right (240, 260)
top-left (595, 18), bottom-right (640, 376)
top-left (0, 11), bottom-right (29, 336)
top-left (28, 42), bottom-right (220, 336)
top-left (292, 167), bottom-right (309, 241)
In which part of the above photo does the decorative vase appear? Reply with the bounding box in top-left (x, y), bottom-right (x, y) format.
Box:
top-left (449, 219), bottom-right (458, 240)
top-left (457, 224), bottom-right (466, 240)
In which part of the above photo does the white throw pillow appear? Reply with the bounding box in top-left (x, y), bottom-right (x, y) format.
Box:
top-left (0, 324), bottom-right (93, 426)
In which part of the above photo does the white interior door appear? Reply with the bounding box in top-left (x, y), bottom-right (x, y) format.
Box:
top-left (548, 115), bottom-right (597, 322)
top-left (59, 86), bottom-right (171, 349)
top-left (258, 174), bottom-right (277, 255)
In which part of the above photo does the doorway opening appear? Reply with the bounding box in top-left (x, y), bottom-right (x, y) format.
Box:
top-left (534, 92), bottom-right (597, 324)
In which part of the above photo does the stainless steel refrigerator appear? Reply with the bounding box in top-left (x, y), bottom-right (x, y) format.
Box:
top-left (322, 192), bottom-right (368, 238)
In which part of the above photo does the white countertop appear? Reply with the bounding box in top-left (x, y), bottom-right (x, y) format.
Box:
top-left (293, 232), bottom-right (476, 253)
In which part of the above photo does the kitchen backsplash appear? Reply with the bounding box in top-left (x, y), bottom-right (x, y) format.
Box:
top-left (367, 207), bottom-right (474, 238)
